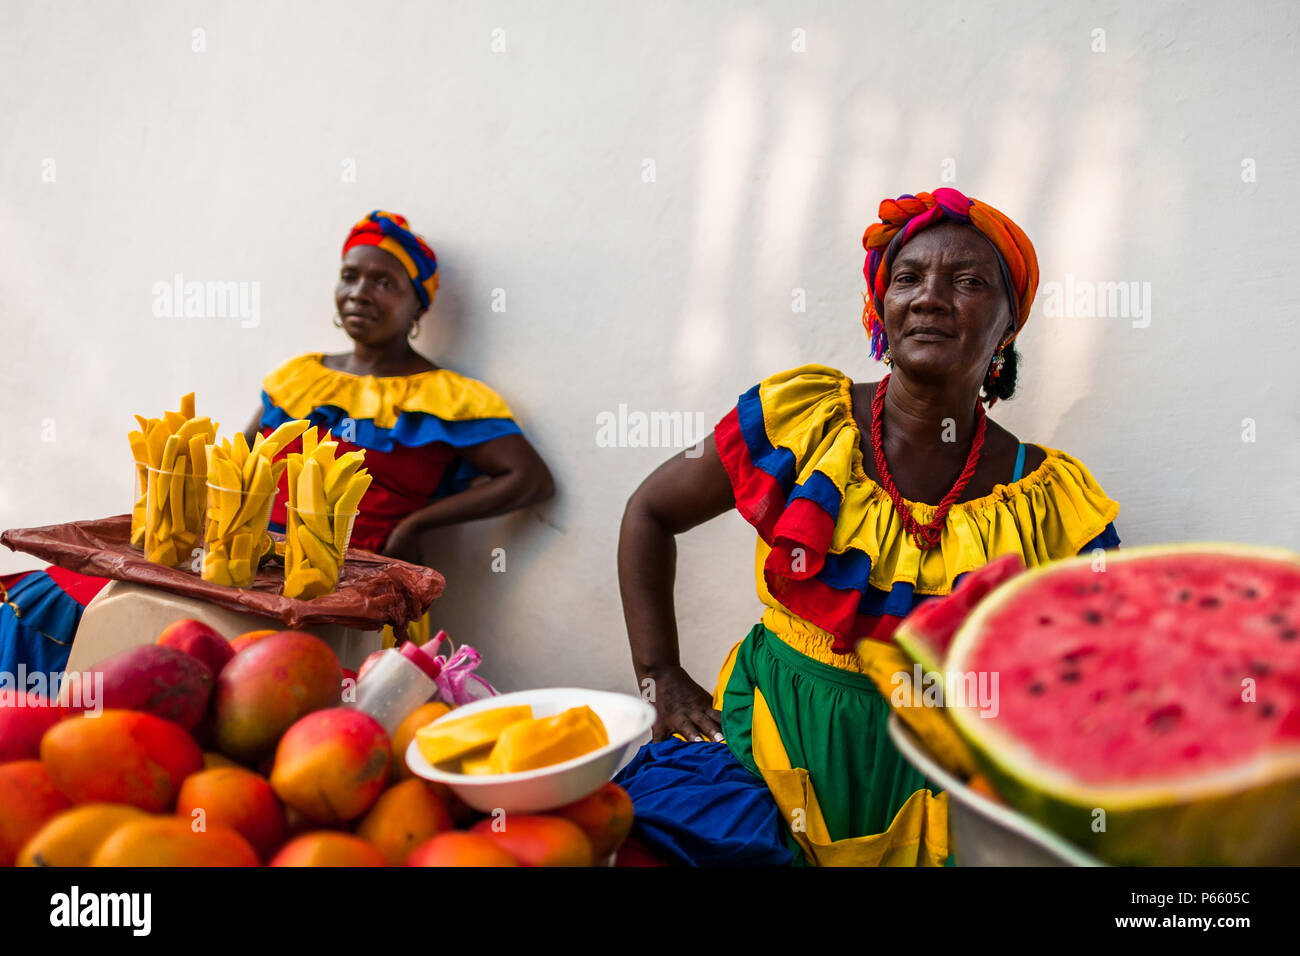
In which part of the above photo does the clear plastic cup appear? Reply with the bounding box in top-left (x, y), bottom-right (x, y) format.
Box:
top-left (201, 481), bottom-right (277, 588)
top-left (143, 464), bottom-right (207, 569)
top-left (282, 505), bottom-right (358, 599)
top-left (129, 462), bottom-right (149, 551)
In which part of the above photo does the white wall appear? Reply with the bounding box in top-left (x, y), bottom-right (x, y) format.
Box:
top-left (3, 1), bottom-right (1298, 696)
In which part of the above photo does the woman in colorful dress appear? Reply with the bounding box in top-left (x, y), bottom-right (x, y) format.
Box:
top-left (243, 211), bottom-right (554, 644)
top-left (614, 187), bottom-right (1121, 866)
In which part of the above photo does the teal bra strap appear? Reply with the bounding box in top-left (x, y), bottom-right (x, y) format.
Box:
top-left (1011, 442), bottom-right (1027, 482)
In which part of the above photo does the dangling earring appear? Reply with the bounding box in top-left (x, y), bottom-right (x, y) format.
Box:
top-left (882, 347), bottom-right (893, 367)
top-left (988, 348), bottom-right (1005, 382)
top-left (408, 319), bottom-right (420, 340)
top-left (333, 314), bottom-right (344, 328)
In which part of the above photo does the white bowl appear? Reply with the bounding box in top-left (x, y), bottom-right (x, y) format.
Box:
top-left (404, 687), bottom-right (655, 814)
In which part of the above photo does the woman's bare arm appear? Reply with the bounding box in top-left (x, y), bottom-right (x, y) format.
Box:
top-left (618, 433), bottom-right (735, 741)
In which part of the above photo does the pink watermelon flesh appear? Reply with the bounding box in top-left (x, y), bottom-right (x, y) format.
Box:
top-left (896, 553), bottom-right (1026, 669)
top-left (963, 552), bottom-right (1300, 787)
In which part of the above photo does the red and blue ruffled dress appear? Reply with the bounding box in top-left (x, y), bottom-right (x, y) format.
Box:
top-left (258, 353), bottom-right (524, 644)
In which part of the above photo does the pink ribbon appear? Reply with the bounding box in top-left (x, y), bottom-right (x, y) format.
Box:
top-left (425, 631), bottom-right (498, 705)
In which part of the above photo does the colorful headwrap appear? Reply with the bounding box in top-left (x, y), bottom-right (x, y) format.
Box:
top-left (861, 187), bottom-right (1038, 360)
top-left (343, 211), bottom-right (440, 310)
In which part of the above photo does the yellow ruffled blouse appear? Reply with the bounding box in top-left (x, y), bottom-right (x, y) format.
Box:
top-left (713, 364), bottom-right (1121, 673)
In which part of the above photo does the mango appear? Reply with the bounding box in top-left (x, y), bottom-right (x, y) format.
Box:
top-left (0, 691), bottom-right (68, 763)
top-left (487, 706), bottom-right (609, 773)
top-left (269, 832), bottom-right (386, 867)
top-left (212, 631), bottom-right (342, 763)
top-left (469, 815), bottom-right (593, 867)
top-left (0, 761), bottom-right (72, 866)
top-left (175, 767), bottom-right (287, 862)
top-left (269, 708), bottom-right (390, 824)
top-left (157, 618), bottom-right (235, 677)
top-left (17, 804), bottom-right (144, 867)
top-left (414, 705), bottom-right (533, 766)
top-left (550, 782), bottom-right (636, 858)
top-left (58, 644), bottom-right (214, 731)
top-left (354, 779), bottom-right (453, 865)
top-left (40, 710), bottom-right (203, 812)
top-left (390, 701), bottom-right (451, 780)
top-left (91, 817), bottom-right (259, 866)
top-left (406, 832), bottom-right (520, 867)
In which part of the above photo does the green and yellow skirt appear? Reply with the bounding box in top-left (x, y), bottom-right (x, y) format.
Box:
top-left (615, 623), bottom-right (951, 866)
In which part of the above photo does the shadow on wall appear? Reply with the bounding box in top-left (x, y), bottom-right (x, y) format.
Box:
top-left (663, 8), bottom-right (1160, 493)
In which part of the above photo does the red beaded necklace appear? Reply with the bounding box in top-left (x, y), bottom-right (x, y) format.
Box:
top-left (869, 373), bottom-right (987, 551)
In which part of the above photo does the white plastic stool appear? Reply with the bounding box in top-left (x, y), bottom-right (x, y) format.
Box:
top-left (66, 580), bottom-right (382, 672)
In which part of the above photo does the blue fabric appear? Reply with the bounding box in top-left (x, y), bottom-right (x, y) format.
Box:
top-left (0, 572), bottom-right (81, 677)
top-left (1012, 442), bottom-right (1026, 482)
top-left (736, 384), bottom-right (797, 494)
top-left (1080, 522), bottom-right (1121, 552)
top-left (260, 392), bottom-right (520, 454)
top-left (614, 738), bottom-right (794, 867)
top-left (788, 469), bottom-right (842, 522)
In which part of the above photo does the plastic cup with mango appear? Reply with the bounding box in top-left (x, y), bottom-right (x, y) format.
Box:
top-left (143, 464), bottom-right (207, 569)
top-left (202, 482), bottom-right (277, 588)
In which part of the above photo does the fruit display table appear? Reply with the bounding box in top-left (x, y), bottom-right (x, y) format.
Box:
top-left (1, 515), bottom-right (444, 670)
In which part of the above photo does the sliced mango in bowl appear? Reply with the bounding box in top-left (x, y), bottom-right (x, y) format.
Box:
top-left (484, 705), bottom-right (609, 774)
top-left (415, 705), bottom-right (534, 765)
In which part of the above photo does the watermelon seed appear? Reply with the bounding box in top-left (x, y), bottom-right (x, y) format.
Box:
top-left (1261, 702), bottom-right (1277, 718)
top-left (1082, 610), bottom-right (1102, 625)
top-left (1249, 661), bottom-right (1271, 676)
top-left (1243, 588), bottom-right (1259, 599)
top-left (1028, 682), bottom-right (1046, 695)
top-left (1268, 613), bottom-right (1287, 624)
top-left (1146, 704), bottom-right (1182, 733)
top-left (1037, 616), bottom-right (1052, 626)
top-left (1281, 629), bottom-right (1297, 642)
top-left (1061, 670), bottom-right (1081, 683)
top-left (1198, 595), bottom-right (1221, 609)
top-left (1176, 590), bottom-right (1192, 602)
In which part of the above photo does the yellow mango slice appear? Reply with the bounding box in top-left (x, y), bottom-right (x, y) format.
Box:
top-left (459, 750), bottom-right (497, 776)
top-left (414, 705), bottom-right (534, 766)
top-left (487, 706), bottom-right (609, 773)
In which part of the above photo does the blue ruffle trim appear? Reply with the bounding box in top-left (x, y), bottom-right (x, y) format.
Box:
top-left (259, 392), bottom-right (520, 454)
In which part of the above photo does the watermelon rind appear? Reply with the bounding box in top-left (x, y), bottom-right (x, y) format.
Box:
top-left (944, 543), bottom-right (1300, 865)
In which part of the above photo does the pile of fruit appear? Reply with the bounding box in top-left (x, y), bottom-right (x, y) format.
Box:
top-left (0, 620), bottom-right (633, 867)
top-left (878, 543), bottom-right (1300, 866)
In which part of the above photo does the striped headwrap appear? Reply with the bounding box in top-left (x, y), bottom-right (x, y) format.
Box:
top-left (861, 187), bottom-right (1038, 360)
top-left (343, 211), bottom-right (440, 310)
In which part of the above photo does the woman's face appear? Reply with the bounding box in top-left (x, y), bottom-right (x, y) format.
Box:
top-left (880, 221), bottom-right (1014, 390)
top-left (335, 245), bottom-right (424, 345)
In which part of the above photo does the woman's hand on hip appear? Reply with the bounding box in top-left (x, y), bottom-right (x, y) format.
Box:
top-left (646, 665), bottom-right (724, 743)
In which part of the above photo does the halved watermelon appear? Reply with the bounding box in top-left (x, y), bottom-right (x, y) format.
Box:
top-left (944, 544), bottom-right (1300, 865)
